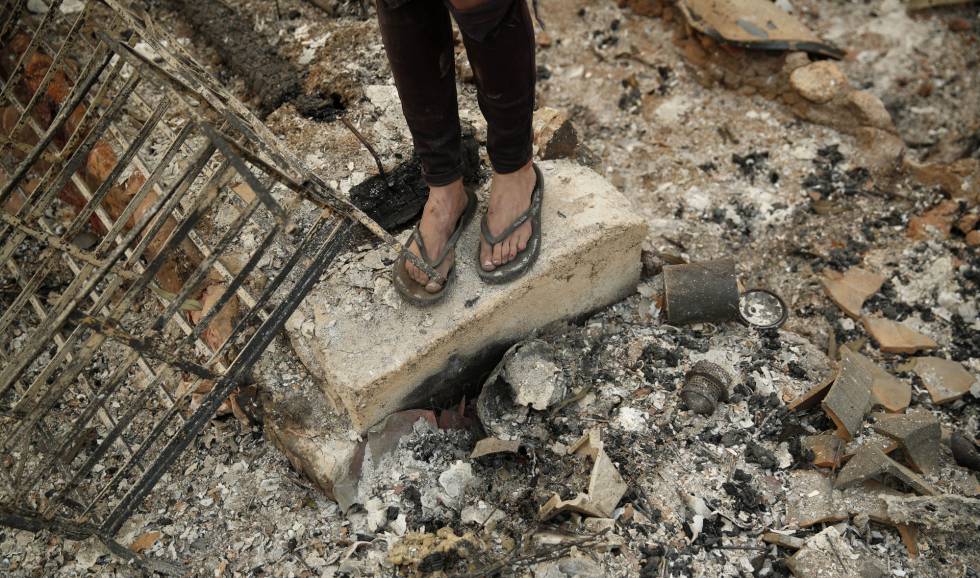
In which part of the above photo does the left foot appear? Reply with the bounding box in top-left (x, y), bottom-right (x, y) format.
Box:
top-left (480, 161), bottom-right (535, 271)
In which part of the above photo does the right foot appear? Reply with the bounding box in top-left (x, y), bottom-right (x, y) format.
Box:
top-left (405, 179), bottom-right (469, 293)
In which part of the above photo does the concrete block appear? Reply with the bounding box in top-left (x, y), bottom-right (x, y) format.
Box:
top-left (287, 160), bottom-right (648, 431)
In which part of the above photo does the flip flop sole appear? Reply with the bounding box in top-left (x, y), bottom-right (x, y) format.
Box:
top-left (477, 164), bottom-right (544, 284)
top-left (393, 256), bottom-right (455, 307)
top-left (391, 188), bottom-right (477, 307)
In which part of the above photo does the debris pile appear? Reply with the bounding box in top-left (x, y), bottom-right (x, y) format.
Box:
top-left (3, 0), bottom-right (978, 576)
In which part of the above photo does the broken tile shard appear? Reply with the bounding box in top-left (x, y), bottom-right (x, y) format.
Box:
top-left (787, 526), bottom-right (886, 578)
top-left (821, 349), bottom-right (874, 441)
top-left (675, 0), bottom-right (844, 58)
top-left (872, 411), bottom-right (941, 474)
top-left (862, 317), bottom-right (938, 354)
top-left (470, 437), bottom-right (521, 459)
top-left (785, 470), bottom-right (847, 528)
top-left (869, 363), bottom-right (911, 413)
top-left (821, 268), bottom-right (886, 319)
top-left (803, 433), bottom-right (845, 468)
top-left (835, 445), bottom-right (937, 496)
top-left (908, 356), bottom-right (977, 404)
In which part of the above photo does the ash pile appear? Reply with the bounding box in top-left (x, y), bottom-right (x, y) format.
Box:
top-left (260, 251), bottom-right (979, 577)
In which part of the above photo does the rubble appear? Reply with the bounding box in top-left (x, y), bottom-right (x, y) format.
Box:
top-left (6, 0), bottom-right (980, 575)
top-left (821, 348), bottom-right (875, 441)
top-left (470, 437), bottom-right (521, 459)
top-left (862, 317), bottom-right (939, 354)
top-left (821, 267), bottom-right (886, 320)
top-left (786, 526), bottom-right (886, 578)
top-left (539, 430), bottom-right (628, 520)
top-left (533, 107), bottom-right (580, 161)
top-left (803, 433), bottom-right (845, 468)
top-left (675, 0), bottom-right (844, 58)
top-left (872, 411), bottom-right (942, 474)
top-left (785, 471), bottom-right (847, 528)
top-left (906, 356), bottom-right (977, 405)
top-left (883, 494), bottom-right (980, 573)
top-left (834, 445), bottom-right (937, 496)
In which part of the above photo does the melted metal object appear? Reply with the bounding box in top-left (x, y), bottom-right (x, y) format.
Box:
top-left (738, 288), bottom-right (788, 329)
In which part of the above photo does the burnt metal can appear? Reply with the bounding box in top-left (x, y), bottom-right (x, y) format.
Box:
top-left (681, 360), bottom-right (732, 416)
top-left (662, 259), bottom-right (740, 325)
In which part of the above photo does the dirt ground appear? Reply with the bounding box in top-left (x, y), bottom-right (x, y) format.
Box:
top-left (1, 0), bottom-right (978, 576)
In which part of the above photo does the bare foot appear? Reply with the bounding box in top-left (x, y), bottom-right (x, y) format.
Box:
top-left (405, 179), bottom-right (468, 293)
top-left (480, 161), bottom-right (535, 271)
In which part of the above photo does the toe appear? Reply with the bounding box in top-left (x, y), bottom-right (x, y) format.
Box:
top-left (492, 242), bottom-right (504, 266)
top-left (424, 279), bottom-right (443, 293)
top-left (481, 239), bottom-right (495, 271)
top-left (507, 237), bottom-right (518, 261)
top-left (517, 225), bottom-right (530, 252)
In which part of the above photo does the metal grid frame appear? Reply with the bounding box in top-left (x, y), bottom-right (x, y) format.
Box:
top-left (0, 0), bottom-right (392, 561)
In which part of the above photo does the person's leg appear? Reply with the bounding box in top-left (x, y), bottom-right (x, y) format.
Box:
top-left (377, 0), bottom-right (469, 291)
top-left (449, 0), bottom-right (536, 271)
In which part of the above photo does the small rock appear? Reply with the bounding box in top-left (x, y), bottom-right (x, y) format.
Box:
top-left (533, 107), bottom-right (579, 160)
top-left (949, 433), bottom-right (980, 472)
top-left (613, 406), bottom-right (648, 432)
top-left (846, 90), bottom-right (894, 131)
top-left (855, 126), bottom-right (905, 173)
top-left (966, 230), bottom-right (980, 247)
top-left (956, 213), bottom-right (978, 234)
top-left (789, 61), bottom-right (849, 104)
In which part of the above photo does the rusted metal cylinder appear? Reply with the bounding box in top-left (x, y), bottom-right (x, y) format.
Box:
top-left (681, 360), bottom-right (732, 416)
top-left (662, 258), bottom-right (739, 325)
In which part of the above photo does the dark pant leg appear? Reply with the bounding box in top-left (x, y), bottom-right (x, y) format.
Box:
top-left (450, 0), bottom-right (535, 175)
top-left (376, 0), bottom-right (462, 186)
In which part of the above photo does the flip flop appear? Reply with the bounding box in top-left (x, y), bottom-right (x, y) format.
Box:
top-left (477, 163), bottom-right (543, 284)
top-left (393, 187), bottom-right (477, 306)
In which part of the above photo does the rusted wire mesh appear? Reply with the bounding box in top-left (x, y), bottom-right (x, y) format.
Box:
top-left (0, 0), bottom-right (376, 558)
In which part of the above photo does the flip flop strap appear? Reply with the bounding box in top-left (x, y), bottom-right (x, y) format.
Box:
top-left (480, 173), bottom-right (541, 246)
top-left (408, 192), bottom-right (474, 271)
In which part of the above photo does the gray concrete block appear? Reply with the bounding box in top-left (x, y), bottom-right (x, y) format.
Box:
top-left (286, 160), bottom-right (648, 431)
